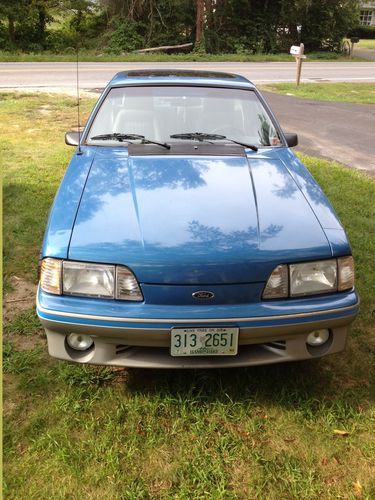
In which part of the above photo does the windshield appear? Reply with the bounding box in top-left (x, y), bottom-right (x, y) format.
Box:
top-left (86, 86), bottom-right (281, 147)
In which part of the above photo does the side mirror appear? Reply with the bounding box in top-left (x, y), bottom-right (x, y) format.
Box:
top-left (65, 131), bottom-right (80, 146)
top-left (284, 132), bottom-right (298, 148)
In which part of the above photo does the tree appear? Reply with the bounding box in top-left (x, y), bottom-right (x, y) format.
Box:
top-left (0, 0), bottom-right (361, 54)
top-left (301, 0), bottom-right (359, 51)
top-left (0, 0), bottom-right (54, 50)
top-left (195, 0), bottom-right (204, 44)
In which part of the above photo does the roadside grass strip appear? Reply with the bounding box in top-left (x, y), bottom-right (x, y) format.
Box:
top-left (0, 50), bottom-right (367, 63)
top-left (2, 93), bottom-right (375, 499)
top-left (261, 82), bottom-right (375, 105)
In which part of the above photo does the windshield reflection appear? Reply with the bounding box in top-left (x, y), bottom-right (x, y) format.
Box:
top-left (87, 86), bottom-right (281, 147)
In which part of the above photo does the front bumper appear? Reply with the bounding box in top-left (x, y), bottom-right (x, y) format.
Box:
top-left (37, 288), bottom-right (359, 369)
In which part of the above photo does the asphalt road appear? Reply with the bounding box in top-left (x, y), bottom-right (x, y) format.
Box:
top-left (1, 61), bottom-right (374, 174)
top-left (262, 91), bottom-right (375, 175)
top-left (1, 61), bottom-right (375, 88)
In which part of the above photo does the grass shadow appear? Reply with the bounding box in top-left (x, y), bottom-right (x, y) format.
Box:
top-left (125, 350), bottom-right (371, 410)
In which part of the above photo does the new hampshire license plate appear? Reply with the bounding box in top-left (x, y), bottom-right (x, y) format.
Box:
top-left (170, 327), bottom-right (239, 357)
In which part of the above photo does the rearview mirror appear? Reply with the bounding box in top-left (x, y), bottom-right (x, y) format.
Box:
top-left (65, 131), bottom-right (80, 146)
top-left (284, 132), bottom-right (298, 148)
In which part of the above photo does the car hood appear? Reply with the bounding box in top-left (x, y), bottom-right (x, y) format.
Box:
top-left (68, 148), bottom-right (332, 284)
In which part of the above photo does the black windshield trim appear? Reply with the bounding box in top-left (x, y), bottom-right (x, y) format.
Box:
top-left (127, 143), bottom-right (247, 156)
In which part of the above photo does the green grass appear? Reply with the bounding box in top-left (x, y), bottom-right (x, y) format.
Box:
top-left (357, 39), bottom-right (375, 50)
top-left (0, 49), bottom-right (367, 62)
top-left (3, 309), bottom-right (42, 336)
top-left (2, 93), bottom-right (375, 499)
top-left (1, 92), bottom-right (95, 288)
top-left (261, 82), bottom-right (375, 105)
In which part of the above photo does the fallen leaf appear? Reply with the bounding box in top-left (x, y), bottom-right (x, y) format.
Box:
top-left (334, 429), bottom-right (349, 436)
top-left (353, 480), bottom-right (362, 497)
top-left (284, 437), bottom-right (296, 443)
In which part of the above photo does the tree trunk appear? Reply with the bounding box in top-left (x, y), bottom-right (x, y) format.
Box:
top-left (8, 14), bottom-right (15, 46)
top-left (37, 6), bottom-right (47, 46)
top-left (195, 0), bottom-right (204, 43)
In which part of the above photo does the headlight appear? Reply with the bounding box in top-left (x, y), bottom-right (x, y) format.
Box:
top-left (263, 257), bottom-right (354, 299)
top-left (63, 261), bottom-right (115, 298)
top-left (290, 259), bottom-right (337, 297)
top-left (40, 258), bottom-right (143, 301)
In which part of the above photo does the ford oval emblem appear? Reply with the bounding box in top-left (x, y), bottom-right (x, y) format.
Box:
top-left (192, 291), bottom-right (215, 299)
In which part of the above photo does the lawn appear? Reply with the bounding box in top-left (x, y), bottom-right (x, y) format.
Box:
top-left (357, 39), bottom-right (375, 50)
top-left (261, 82), bottom-right (375, 105)
top-left (0, 49), bottom-right (367, 63)
top-left (2, 93), bottom-right (375, 499)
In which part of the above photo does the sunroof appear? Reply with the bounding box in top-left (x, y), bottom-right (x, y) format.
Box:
top-left (126, 70), bottom-right (236, 79)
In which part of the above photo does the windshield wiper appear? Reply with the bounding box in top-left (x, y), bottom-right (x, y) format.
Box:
top-left (141, 138), bottom-right (170, 149)
top-left (221, 137), bottom-right (258, 152)
top-left (170, 132), bottom-right (258, 151)
top-left (90, 133), bottom-right (170, 149)
top-left (91, 133), bottom-right (144, 141)
top-left (170, 132), bottom-right (224, 142)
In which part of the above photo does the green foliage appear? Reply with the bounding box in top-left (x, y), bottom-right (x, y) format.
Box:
top-left (301, 0), bottom-right (359, 51)
top-left (107, 19), bottom-right (146, 53)
top-left (204, 0), bottom-right (359, 54)
top-left (193, 38), bottom-right (206, 54)
top-left (348, 25), bottom-right (375, 39)
top-left (0, 0), bottom-right (52, 51)
top-left (0, 0), bottom-right (361, 55)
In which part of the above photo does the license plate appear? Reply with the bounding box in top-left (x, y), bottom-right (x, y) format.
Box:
top-left (170, 327), bottom-right (239, 357)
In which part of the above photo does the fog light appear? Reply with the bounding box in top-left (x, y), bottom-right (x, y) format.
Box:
top-left (306, 329), bottom-right (330, 347)
top-left (67, 333), bottom-right (94, 351)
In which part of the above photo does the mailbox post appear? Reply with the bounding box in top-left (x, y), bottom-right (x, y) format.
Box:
top-left (290, 43), bottom-right (306, 86)
top-left (350, 37), bottom-right (360, 58)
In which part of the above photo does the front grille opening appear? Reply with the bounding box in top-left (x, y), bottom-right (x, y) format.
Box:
top-left (116, 345), bottom-right (132, 354)
top-left (263, 340), bottom-right (286, 350)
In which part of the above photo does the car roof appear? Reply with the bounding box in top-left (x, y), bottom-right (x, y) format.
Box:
top-left (108, 69), bottom-right (255, 89)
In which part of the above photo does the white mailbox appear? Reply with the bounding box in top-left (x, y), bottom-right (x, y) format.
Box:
top-left (290, 45), bottom-right (302, 55)
top-left (290, 43), bottom-right (305, 85)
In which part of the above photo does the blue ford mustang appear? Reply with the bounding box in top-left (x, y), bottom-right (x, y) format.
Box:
top-left (37, 69), bottom-right (359, 368)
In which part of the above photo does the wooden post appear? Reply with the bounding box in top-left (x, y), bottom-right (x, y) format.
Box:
top-left (350, 41), bottom-right (354, 59)
top-left (295, 43), bottom-right (304, 86)
top-left (349, 37), bottom-right (360, 59)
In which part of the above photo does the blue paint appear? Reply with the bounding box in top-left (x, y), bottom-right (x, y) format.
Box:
top-left (66, 150), bottom-right (334, 284)
top-left (42, 147), bottom-right (96, 258)
top-left (37, 287), bottom-right (358, 324)
top-left (39, 70), bottom-right (358, 347)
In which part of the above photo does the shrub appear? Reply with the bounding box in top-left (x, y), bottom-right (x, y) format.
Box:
top-left (348, 25), bottom-right (375, 39)
top-left (107, 20), bottom-right (145, 54)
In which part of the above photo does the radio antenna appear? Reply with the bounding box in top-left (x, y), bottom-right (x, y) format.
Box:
top-left (76, 44), bottom-right (82, 155)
